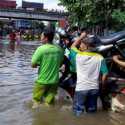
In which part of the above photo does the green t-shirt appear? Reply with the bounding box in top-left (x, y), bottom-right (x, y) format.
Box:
top-left (32, 43), bottom-right (64, 85)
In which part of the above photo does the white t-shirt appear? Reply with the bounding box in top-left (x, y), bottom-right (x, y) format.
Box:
top-left (75, 51), bottom-right (104, 91)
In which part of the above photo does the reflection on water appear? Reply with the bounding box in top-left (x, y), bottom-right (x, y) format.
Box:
top-left (0, 40), bottom-right (125, 125)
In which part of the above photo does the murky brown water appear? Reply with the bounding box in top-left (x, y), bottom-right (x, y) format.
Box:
top-left (0, 40), bottom-right (125, 125)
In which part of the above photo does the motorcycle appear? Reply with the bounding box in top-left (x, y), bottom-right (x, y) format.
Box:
top-left (95, 30), bottom-right (125, 95)
top-left (95, 31), bottom-right (125, 76)
top-left (95, 31), bottom-right (125, 111)
top-left (56, 28), bottom-right (125, 99)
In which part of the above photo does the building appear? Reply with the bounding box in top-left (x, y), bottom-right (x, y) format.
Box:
top-left (15, 20), bottom-right (32, 29)
top-left (0, 0), bottom-right (16, 9)
top-left (22, 1), bottom-right (44, 11)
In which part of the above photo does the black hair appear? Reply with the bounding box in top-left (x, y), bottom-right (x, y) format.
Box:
top-left (43, 28), bottom-right (55, 43)
top-left (80, 27), bottom-right (89, 34)
top-left (81, 36), bottom-right (96, 48)
top-left (60, 33), bottom-right (70, 39)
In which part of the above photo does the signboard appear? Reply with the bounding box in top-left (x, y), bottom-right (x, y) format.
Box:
top-left (22, 1), bottom-right (43, 9)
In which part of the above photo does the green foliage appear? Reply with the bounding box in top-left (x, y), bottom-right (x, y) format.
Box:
top-left (59, 0), bottom-right (125, 31)
top-left (38, 22), bottom-right (45, 30)
top-left (112, 10), bottom-right (125, 23)
top-left (111, 10), bottom-right (125, 30)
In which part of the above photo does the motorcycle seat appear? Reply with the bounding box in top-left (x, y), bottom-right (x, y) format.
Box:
top-left (100, 31), bottom-right (125, 45)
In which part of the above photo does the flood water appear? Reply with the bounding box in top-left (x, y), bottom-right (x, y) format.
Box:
top-left (0, 40), bottom-right (125, 125)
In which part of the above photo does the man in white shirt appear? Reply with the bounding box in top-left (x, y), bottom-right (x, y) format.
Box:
top-left (71, 33), bottom-right (108, 116)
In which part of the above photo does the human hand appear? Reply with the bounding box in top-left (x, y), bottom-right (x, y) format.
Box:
top-left (80, 32), bottom-right (87, 39)
top-left (60, 64), bottom-right (65, 73)
top-left (112, 55), bottom-right (120, 62)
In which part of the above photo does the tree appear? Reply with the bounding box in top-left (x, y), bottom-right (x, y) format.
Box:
top-left (59, 0), bottom-right (125, 32)
top-left (112, 10), bottom-right (125, 30)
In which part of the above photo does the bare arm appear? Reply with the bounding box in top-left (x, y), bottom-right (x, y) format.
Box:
top-left (71, 32), bottom-right (87, 48)
top-left (101, 73), bottom-right (108, 91)
top-left (113, 55), bottom-right (125, 68)
top-left (101, 73), bottom-right (108, 85)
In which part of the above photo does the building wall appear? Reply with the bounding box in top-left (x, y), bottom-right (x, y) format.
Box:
top-left (0, 0), bottom-right (16, 9)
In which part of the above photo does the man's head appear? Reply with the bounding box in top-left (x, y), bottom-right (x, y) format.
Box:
top-left (41, 28), bottom-right (55, 44)
top-left (79, 37), bottom-right (96, 51)
top-left (80, 27), bottom-right (88, 34)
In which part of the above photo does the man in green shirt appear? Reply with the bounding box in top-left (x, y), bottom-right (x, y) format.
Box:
top-left (31, 29), bottom-right (63, 108)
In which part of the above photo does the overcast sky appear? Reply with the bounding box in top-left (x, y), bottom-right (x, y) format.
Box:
top-left (16, 0), bottom-right (65, 10)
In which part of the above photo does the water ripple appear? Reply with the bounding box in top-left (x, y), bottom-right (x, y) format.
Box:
top-left (0, 41), bottom-right (125, 125)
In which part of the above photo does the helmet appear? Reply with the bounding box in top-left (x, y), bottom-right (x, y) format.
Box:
top-left (56, 27), bottom-right (67, 38)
